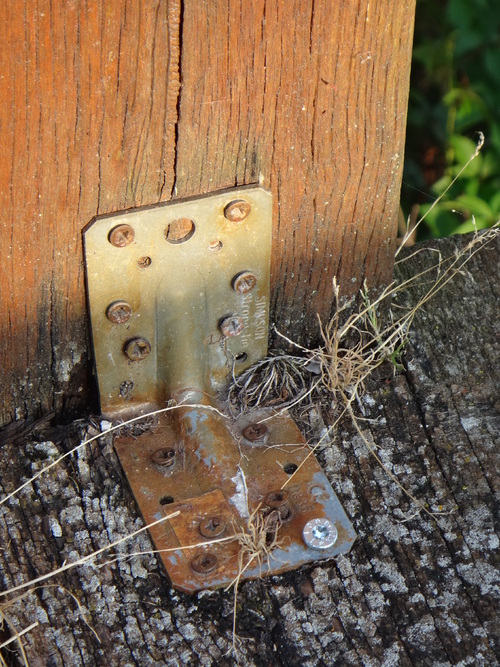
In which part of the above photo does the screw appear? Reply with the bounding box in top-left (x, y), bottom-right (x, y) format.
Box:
top-left (232, 271), bottom-right (258, 294)
top-left (108, 224), bottom-right (135, 247)
top-left (137, 256), bottom-right (152, 268)
top-left (106, 301), bottom-right (133, 324)
top-left (302, 518), bottom-right (338, 550)
top-left (199, 516), bottom-right (226, 539)
top-left (124, 337), bottom-right (151, 361)
top-left (209, 240), bottom-right (223, 252)
top-left (220, 315), bottom-right (245, 337)
top-left (190, 552), bottom-right (218, 574)
top-left (264, 490), bottom-right (292, 521)
top-left (224, 199), bottom-right (251, 222)
top-left (151, 447), bottom-right (176, 468)
top-left (242, 423), bottom-right (269, 444)
top-left (119, 380), bottom-right (134, 399)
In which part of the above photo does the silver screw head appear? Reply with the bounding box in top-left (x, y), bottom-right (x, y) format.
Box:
top-left (302, 518), bottom-right (338, 550)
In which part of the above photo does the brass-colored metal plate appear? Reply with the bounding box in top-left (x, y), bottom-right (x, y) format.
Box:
top-left (84, 185), bottom-right (271, 417)
top-left (85, 185), bottom-right (356, 592)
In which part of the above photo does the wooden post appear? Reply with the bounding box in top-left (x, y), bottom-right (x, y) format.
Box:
top-left (0, 0), bottom-right (415, 427)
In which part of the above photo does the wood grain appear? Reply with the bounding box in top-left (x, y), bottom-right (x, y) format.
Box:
top-left (0, 0), bottom-right (415, 426)
top-left (0, 0), bottom-right (182, 424)
top-left (173, 0), bottom-right (416, 341)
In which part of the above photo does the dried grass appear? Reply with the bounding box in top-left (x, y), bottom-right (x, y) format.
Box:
top-left (228, 353), bottom-right (320, 416)
top-left (225, 501), bottom-right (284, 660)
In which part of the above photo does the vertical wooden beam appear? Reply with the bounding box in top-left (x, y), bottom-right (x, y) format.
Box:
top-left (174, 0), bottom-right (416, 342)
top-left (0, 0), bottom-right (415, 426)
top-left (0, 0), bottom-right (182, 424)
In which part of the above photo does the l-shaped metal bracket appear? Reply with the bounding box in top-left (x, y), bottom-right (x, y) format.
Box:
top-left (84, 185), bottom-right (355, 593)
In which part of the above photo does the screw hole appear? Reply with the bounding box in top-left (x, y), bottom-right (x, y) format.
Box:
top-left (119, 380), bottom-right (134, 399)
top-left (137, 256), bottom-right (152, 268)
top-left (165, 218), bottom-right (195, 244)
top-left (283, 463), bottom-right (298, 475)
top-left (209, 240), bottom-right (223, 252)
top-left (151, 448), bottom-right (176, 467)
top-left (159, 495), bottom-right (174, 506)
top-left (234, 352), bottom-right (248, 363)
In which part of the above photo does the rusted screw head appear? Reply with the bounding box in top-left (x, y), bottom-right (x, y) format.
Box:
top-left (232, 271), bottom-right (258, 294)
top-left (209, 240), bottom-right (223, 253)
top-left (220, 315), bottom-right (245, 337)
top-left (224, 199), bottom-right (251, 222)
top-left (108, 224), bottom-right (135, 247)
top-left (264, 490), bottom-right (292, 521)
top-left (242, 423), bottom-right (269, 444)
top-left (124, 337), bottom-right (151, 361)
top-left (191, 552), bottom-right (218, 574)
top-left (137, 256), bottom-right (152, 268)
top-left (106, 301), bottom-right (133, 324)
top-left (199, 516), bottom-right (226, 539)
top-left (151, 447), bottom-right (176, 468)
top-left (264, 490), bottom-right (289, 508)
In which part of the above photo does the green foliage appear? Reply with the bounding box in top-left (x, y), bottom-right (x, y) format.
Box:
top-left (402, 0), bottom-right (500, 238)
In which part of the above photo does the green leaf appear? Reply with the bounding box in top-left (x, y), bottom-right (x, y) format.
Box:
top-left (488, 191), bottom-right (500, 215)
top-left (453, 217), bottom-right (491, 234)
top-left (449, 135), bottom-right (482, 177)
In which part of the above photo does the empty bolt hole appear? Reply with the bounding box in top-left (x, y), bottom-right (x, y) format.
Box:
top-left (234, 352), bottom-right (248, 363)
top-left (283, 463), bottom-right (298, 475)
top-left (165, 218), bottom-right (195, 244)
top-left (209, 240), bottom-right (223, 252)
top-left (159, 495), bottom-right (175, 506)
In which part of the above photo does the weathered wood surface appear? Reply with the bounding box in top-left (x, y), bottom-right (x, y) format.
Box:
top-left (0, 0), bottom-right (415, 427)
top-left (1, 232), bottom-right (499, 666)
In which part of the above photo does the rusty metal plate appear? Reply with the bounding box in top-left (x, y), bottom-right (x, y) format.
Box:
top-left (114, 408), bottom-right (356, 593)
top-left (85, 186), bottom-right (356, 592)
top-left (84, 185), bottom-right (271, 417)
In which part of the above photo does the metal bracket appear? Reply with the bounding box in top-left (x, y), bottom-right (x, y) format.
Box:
top-left (84, 185), bottom-right (355, 593)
